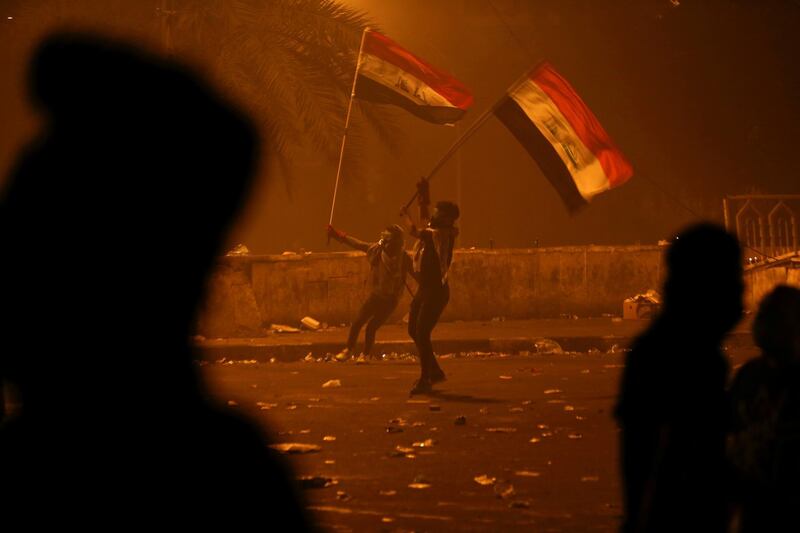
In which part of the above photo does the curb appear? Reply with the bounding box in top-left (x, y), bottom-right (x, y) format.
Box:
top-left (196, 332), bottom-right (753, 363)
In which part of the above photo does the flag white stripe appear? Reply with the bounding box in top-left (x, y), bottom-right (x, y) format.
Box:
top-left (359, 53), bottom-right (460, 110)
top-left (510, 79), bottom-right (610, 200)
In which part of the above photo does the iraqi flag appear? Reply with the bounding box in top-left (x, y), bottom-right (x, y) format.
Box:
top-left (355, 30), bottom-right (473, 125)
top-left (494, 62), bottom-right (633, 212)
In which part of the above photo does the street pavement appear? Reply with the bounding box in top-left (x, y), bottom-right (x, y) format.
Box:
top-left (202, 340), bottom-right (758, 532)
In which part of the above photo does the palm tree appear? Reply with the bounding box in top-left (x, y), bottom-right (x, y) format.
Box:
top-left (171, 0), bottom-right (399, 191)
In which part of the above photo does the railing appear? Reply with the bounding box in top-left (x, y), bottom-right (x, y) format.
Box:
top-left (723, 195), bottom-right (800, 261)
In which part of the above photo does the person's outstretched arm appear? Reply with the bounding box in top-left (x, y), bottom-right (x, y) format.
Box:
top-left (327, 225), bottom-right (371, 252)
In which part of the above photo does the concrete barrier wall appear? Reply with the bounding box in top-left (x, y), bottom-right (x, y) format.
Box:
top-left (197, 245), bottom-right (666, 338)
top-left (743, 257), bottom-right (800, 311)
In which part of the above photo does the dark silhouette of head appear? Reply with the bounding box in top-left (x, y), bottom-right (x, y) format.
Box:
top-left (380, 223), bottom-right (404, 253)
top-left (753, 285), bottom-right (800, 365)
top-left (0, 33), bottom-right (256, 402)
top-left (661, 223), bottom-right (743, 338)
top-left (430, 200), bottom-right (459, 228)
top-left (0, 33), bottom-right (310, 528)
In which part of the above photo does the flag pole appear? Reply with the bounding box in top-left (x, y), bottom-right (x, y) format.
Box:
top-left (329, 27), bottom-right (370, 227)
top-left (401, 64), bottom-right (541, 211)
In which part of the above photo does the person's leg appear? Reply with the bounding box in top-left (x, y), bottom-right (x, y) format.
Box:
top-left (364, 297), bottom-right (398, 357)
top-left (417, 286), bottom-right (449, 383)
top-left (346, 295), bottom-right (379, 353)
top-left (408, 293), bottom-right (432, 394)
top-left (407, 293), bottom-right (422, 343)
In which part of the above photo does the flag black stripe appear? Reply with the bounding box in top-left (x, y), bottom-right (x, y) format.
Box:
top-left (494, 96), bottom-right (587, 213)
top-left (356, 76), bottom-right (467, 125)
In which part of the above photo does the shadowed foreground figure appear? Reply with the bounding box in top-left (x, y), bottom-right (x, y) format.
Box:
top-left (0, 34), bottom-right (312, 529)
top-left (728, 285), bottom-right (800, 533)
top-left (615, 224), bottom-right (743, 533)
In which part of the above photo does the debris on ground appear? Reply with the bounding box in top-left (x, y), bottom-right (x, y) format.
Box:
top-left (486, 427), bottom-right (517, 433)
top-left (474, 475), bottom-right (496, 486)
top-left (379, 490), bottom-right (397, 496)
top-left (300, 316), bottom-right (321, 330)
top-left (269, 443), bottom-right (322, 454)
top-left (270, 323), bottom-right (301, 334)
top-left (515, 470), bottom-right (541, 477)
top-left (412, 438), bottom-right (436, 448)
top-left (336, 490), bottom-right (352, 501)
top-left (226, 243), bottom-right (250, 256)
top-left (454, 416), bottom-right (467, 426)
top-left (623, 289), bottom-right (662, 319)
top-left (323, 435), bottom-right (336, 441)
top-left (494, 481), bottom-right (516, 499)
top-left (409, 475), bottom-right (431, 489)
top-left (509, 500), bottom-right (532, 509)
top-left (297, 475), bottom-right (337, 489)
top-left (429, 405), bottom-right (441, 412)
top-left (322, 379), bottom-right (341, 388)
top-left (534, 338), bottom-right (564, 355)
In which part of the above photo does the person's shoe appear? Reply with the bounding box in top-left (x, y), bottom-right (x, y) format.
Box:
top-left (430, 368), bottom-right (446, 384)
top-left (334, 348), bottom-right (350, 362)
top-left (409, 378), bottom-right (433, 396)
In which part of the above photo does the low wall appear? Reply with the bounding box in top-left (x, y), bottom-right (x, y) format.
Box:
top-left (743, 255), bottom-right (800, 311)
top-left (197, 245), bottom-right (666, 338)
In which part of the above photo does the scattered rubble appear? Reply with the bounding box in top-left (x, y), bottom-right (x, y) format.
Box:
top-left (623, 289), bottom-right (662, 320)
top-left (269, 443), bottom-right (321, 454)
top-left (300, 316), bottom-right (321, 330)
top-left (474, 475), bottom-right (496, 486)
top-left (297, 475), bottom-right (336, 489)
top-left (494, 481), bottom-right (516, 499)
top-left (225, 243), bottom-right (250, 256)
top-left (322, 379), bottom-right (341, 388)
top-left (534, 338), bottom-right (564, 355)
top-left (270, 323), bottom-right (301, 334)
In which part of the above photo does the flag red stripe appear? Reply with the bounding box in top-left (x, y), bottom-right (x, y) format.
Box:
top-left (529, 62), bottom-right (633, 188)
top-left (363, 31), bottom-right (473, 111)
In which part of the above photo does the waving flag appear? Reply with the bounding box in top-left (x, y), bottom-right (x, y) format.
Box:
top-left (494, 62), bottom-right (633, 212)
top-left (355, 30), bottom-right (473, 125)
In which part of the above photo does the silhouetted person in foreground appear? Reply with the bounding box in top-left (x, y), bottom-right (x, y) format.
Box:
top-left (0, 34), bottom-right (312, 529)
top-left (615, 224), bottom-right (743, 533)
top-left (728, 285), bottom-right (800, 533)
top-left (400, 179), bottom-right (459, 395)
top-left (327, 223), bottom-right (413, 360)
